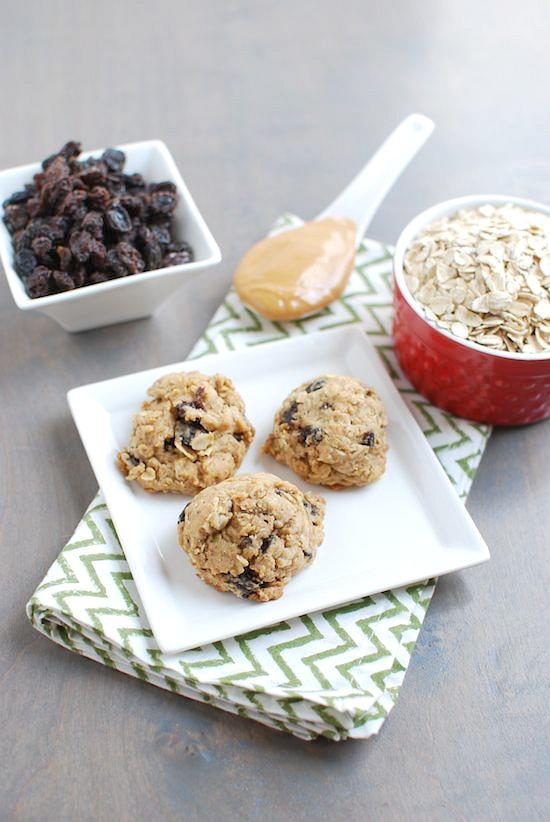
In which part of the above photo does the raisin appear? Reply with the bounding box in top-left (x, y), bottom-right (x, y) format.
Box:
top-left (43, 155), bottom-right (71, 184)
top-left (42, 141), bottom-right (81, 170)
top-left (306, 378), bottom-right (326, 393)
top-left (71, 266), bottom-right (86, 288)
top-left (18, 228), bottom-right (35, 249)
top-left (226, 568), bottom-right (262, 598)
top-left (161, 250), bottom-right (184, 267)
top-left (174, 388), bottom-right (205, 415)
top-left (51, 270), bottom-right (75, 291)
top-left (105, 203), bottom-right (132, 233)
top-left (177, 503), bottom-right (190, 524)
top-left (164, 436), bottom-right (176, 451)
top-left (172, 240), bottom-right (193, 256)
top-left (175, 400), bottom-right (192, 416)
top-left (233, 432), bottom-right (245, 442)
top-left (149, 181), bottom-right (177, 194)
top-left (15, 249), bottom-right (37, 276)
top-left (303, 499), bottom-right (318, 517)
top-left (107, 173), bottom-right (126, 195)
top-left (260, 535), bottom-right (275, 553)
top-left (106, 248), bottom-right (128, 278)
top-left (78, 163), bottom-right (107, 188)
top-left (361, 432), bottom-right (376, 446)
top-left (2, 189), bottom-right (33, 208)
top-left (151, 190), bottom-right (177, 215)
top-left (162, 240), bottom-right (193, 267)
top-left (64, 141), bottom-right (82, 162)
top-left (88, 186), bottom-right (111, 211)
top-left (89, 239), bottom-right (107, 267)
top-left (81, 210), bottom-right (104, 238)
top-left (11, 230), bottom-right (25, 250)
top-left (3, 204), bottom-right (28, 234)
top-left (116, 241), bottom-right (144, 275)
top-left (297, 426), bottom-right (324, 445)
top-left (26, 197), bottom-right (41, 218)
top-left (176, 419), bottom-right (208, 446)
top-left (144, 239), bottom-right (162, 269)
top-left (239, 536), bottom-right (253, 549)
top-left (46, 216), bottom-right (69, 241)
top-left (69, 230), bottom-right (94, 263)
top-left (62, 141), bottom-right (81, 159)
top-left (136, 224), bottom-right (152, 244)
top-left (194, 386), bottom-right (206, 408)
top-left (25, 267), bottom-right (51, 298)
top-left (282, 401), bottom-right (299, 425)
top-left (150, 222), bottom-right (172, 247)
top-left (101, 148), bottom-right (125, 173)
top-left (59, 189), bottom-right (87, 221)
top-left (137, 226), bottom-right (162, 269)
top-left (25, 220), bottom-right (46, 239)
top-left (31, 235), bottom-right (53, 259)
top-left (119, 193), bottom-right (145, 218)
top-left (42, 177), bottom-right (72, 213)
top-left (56, 246), bottom-right (72, 271)
top-left (125, 453), bottom-right (140, 466)
top-left (40, 154), bottom-right (59, 172)
top-left (123, 173), bottom-right (145, 190)
top-left (30, 277), bottom-right (51, 298)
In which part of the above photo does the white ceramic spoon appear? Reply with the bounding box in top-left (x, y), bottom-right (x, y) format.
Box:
top-left (234, 114), bottom-right (434, 320)
top-left (316, 113), bottom-right (434, 243)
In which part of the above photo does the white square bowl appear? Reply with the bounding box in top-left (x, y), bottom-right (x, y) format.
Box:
top-left (0, 140), bottom-right (221, 332)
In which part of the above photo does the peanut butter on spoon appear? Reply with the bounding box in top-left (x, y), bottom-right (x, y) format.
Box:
top-left (234, 115), bottom-right (435, 320)
top-left (233, 217), bottom-right (356, 321)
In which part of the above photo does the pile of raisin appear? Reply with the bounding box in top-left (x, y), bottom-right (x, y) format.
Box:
top-left (2, 141), bottom-right (194, 299)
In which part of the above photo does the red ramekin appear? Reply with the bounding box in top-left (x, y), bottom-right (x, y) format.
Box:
top-left (392, 195), bottom-right (550, 426)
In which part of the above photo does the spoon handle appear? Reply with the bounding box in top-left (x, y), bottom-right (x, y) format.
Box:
top-left (316, 113), bottom-right (434, 243)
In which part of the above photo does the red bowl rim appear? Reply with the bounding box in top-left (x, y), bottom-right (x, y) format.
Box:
top-left (393, 194), bottom-right (550, 363)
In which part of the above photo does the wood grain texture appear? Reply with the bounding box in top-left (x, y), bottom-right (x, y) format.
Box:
top-left (0, 1), bottom-right (549, 820)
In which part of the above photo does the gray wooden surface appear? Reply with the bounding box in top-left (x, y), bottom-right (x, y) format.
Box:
top-left (1, 1), bottom-right (549, 820)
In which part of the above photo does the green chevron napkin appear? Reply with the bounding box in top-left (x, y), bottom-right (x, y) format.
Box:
top-left (27, 215), bottom-right (491, 741)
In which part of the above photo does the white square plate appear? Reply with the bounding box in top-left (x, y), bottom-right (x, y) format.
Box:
top-left (68, 327), bottom-right (490, 655)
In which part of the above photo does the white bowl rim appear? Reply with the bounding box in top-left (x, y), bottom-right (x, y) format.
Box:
top-left (0, 139), bottom-right (222, 310)
top-left (393, 193), bottom-right (550, 362)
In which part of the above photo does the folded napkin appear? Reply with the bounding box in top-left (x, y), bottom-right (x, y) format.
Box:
top-left (27, 215), bottom-right (491, 741)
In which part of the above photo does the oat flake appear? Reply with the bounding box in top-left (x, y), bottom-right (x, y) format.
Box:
top-left (404, 204), bottom-right (550, 353)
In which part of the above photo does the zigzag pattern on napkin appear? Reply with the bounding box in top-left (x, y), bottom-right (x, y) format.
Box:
top-left (27, 215), bottom-right (490, 740)
top-left (32, 501), bottom-right (432, 703)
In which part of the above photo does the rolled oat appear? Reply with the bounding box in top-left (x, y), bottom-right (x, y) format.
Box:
top-left (403, 204), bottom-right (550, 353)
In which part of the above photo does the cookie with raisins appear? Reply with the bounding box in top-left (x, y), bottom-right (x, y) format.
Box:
top-left (263, 374), bottom-right (388, 488)
top-left (118, 371), bottom-right (254, 495)
top-left (177, 473), bottom-right (325, 601)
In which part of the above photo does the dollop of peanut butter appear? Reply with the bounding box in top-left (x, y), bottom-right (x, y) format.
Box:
top-left (233, 217), bottom-right (356, 321)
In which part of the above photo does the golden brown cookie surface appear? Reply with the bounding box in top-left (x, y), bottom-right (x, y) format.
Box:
top-left (263, 374), bottom-right (388, 488)
top-left (118, 371), bottom-right (254, 495)
top-left (177, 472), bottom-right (325, 601)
